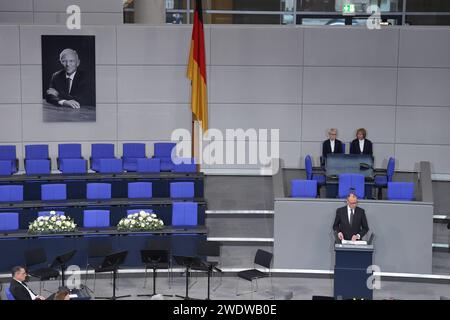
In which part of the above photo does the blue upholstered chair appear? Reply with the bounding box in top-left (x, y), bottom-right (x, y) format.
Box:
top-left (58, 143), bottom-right (82, 159)
top-left (153, 143), bottom-right (176, 172)
top-left (98, 159), bottom-right (123, 173)
top-left (25, 145), bottom-right (51, 175)
top-left (41, 184), bottom-right (67, 201)
top-left (58, 144), bottom-right (87, 174)
top-left (122, 143), bottom-right (146, 172)
top-left (0, 212), bottom-right (19, 231)
top-left (5, 286), bottom-right (15, 300)
top-left (387, 182), bottom-right (414, 201)
top-left (291, 179), bottom-right (317, 198)
top-left (59, 158), bottom-right (87, 174)
top-left (172, 202), bottom-right (198, 226)
top-left (374, 157), bottom-right (395, 199)
top-left (170, 182), bottom-right (195, 198)
top-left (137, 158), bottom-right (161, 173)
top-left (0, 145), bottom-right (18, 174)
top-left (90, 143), bottom-right (116, 172)
top-left (86, 183), bottom-right (111, 200)
top-left (172, 158), bottom-right (197, 173)
top-left (0, 161), bottom-right (13, 176)
top-left (341, 143), bottom-right (346, 154)
top-left (0, 185), bottom-right (23, 202)
top-left (305, 155), bottom-right (326, 195)
top-left (83, 210), bottom-right (110, 228)
top-left (128, 182), bottom-right (152, 199)
top-left (338, 173), bottom-right (365, 198)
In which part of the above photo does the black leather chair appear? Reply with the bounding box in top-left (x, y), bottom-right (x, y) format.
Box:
top-left (236, 249), bottom-right (274, 299)
top-left (24, 247), bottom-right (60, 294)
top-left (84, 240), bottom-right (113, 292)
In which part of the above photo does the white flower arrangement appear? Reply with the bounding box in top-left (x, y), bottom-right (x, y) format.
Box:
top-left (28, 211), bottom-right (77, 234)
top-left (117, 210), bottom-right (164, 231)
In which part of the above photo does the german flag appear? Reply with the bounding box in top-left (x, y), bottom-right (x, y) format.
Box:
top-left (187, 0), bottom-right (208, 132)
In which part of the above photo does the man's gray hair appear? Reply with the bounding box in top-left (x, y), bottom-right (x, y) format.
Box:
top-left (59, 48), bottom-right (79, 61)
top-left (328, 128), bottom-right (337, 135)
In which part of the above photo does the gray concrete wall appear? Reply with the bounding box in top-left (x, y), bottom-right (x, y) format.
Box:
top-left (0, 24), bottom-right (450, 174)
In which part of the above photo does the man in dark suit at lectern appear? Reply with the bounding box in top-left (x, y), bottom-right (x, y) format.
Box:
top-left (333, 193), bottom-right (369, 241)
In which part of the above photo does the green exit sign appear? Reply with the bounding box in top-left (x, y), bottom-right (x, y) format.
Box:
top-left (343, 4), bottom-right (355, 15)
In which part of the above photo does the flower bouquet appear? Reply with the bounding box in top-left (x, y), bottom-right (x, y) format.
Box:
top-left (117, 210), bottom-right (164, 231)
top-left (28, 211), bottom-right (77, 234)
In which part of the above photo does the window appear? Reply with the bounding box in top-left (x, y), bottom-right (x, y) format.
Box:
top-left (123, 0), bottom-right (450, 26)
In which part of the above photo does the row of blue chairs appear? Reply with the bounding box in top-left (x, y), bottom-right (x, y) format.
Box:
top-left (306, 155), bottom-right (396, 199)
top-left (0, 143), bottom-right (196, 175)
top-left (0, 181), bottom-right (196, 202)
top-left (291, 176), bottom-right (414, 201)
top-left (0, 202), bottom-right (199, 232)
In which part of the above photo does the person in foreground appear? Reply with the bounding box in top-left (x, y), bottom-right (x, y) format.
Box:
top-left (349, 128), bottom-right (373, 156)
top-left (9, 266), bottom-right (46, 300)
top-left (333, 193), bottom-right (369, 241)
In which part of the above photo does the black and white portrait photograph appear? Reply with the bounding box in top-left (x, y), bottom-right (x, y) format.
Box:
top-left (41, 35), bottom-right (96, 122)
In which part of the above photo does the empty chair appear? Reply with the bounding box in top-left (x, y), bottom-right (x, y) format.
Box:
top-left (338, 173), bottom-right (365, 199)
top-left (58, 143), bottom-right (87, 174)
top-left (236, 249), bottom-right (274, 299)
top-left (291, 179), bottom-right (317, 198)
top-left (41, 184), bottom-right (67, 201)
top-left (172, 158), bottom-right (197, 173)
top-left (83, 210), bottom-right (110, 228)
top-left (85, 240), bottom-right (113, 292)
top-left (153, 143), bottom-right (176, 172)
top-left (59, 158), bottom-right (87, 174)
top-left (137, 158), bottom-right (161, 173)
top-left (387, 182), bottom-right (414, 201)
top-left (98, 159), bottom-right (123, 174)
top-left (305, 155), bottom-right (326, 194)
top-left (172, 202), bottom-right (198, 226)
top-left (58, 143), bottom-right (82, 160)
top-left (0, 212), bottom-right (19, 231)
top-left (0, 185), bottom-right (24, 202)
top-left (341, 143), bottom-right (346, 154)
top-left (0, 145), bottom-right (18, 174)
top-left (128, 182), bottom-right (152, 199)
top-left (24, 248), bottom-right (59, 294)
top-left (38, 211), bottom-right (64, 217)
top-left (25, 159), bottom-right (51, 175)
top-left (191, 241), bottom-right (224, 294)
top-left (90, 144), bottom-right (116, 172)
top-left (86, 183), bottom-right (111, 200)
top-left (25, 145), bottom-right (51, 175)
top-left (170, 182), bottom-right (195, 199)
top-left (122, 143), bottom-right (146, 172)
top-left (374, 157), bottom-right (395, 199)
top-left (0, 161), bottom-right (13, 176)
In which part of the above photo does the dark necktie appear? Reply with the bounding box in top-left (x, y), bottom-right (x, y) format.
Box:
top-left (66, 77), bottom-right (72, 94)
top-left (350, 209), bottom-right (354, 225)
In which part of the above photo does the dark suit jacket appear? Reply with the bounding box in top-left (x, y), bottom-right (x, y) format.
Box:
top-left (45, 69), bottom-right (95, 106)
top-left (349, 139), bottom-right (373, 156)
top-left (9, 279), bottom-right (36, 300)
top-left (322, 139), bottom-right (343, 159)
top-left (333, 206), bottom-right (369, 241)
